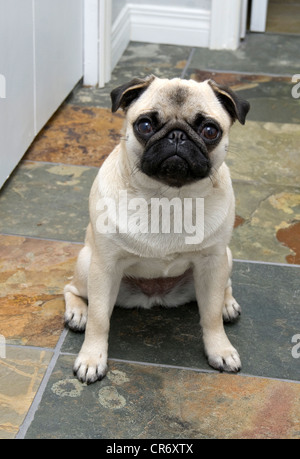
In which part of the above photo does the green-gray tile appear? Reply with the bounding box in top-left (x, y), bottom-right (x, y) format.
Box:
top-left (63, 262), bottom-right (300, 381)
top-left (187, 69), bottom-right (300, 124)
top-left (235, 82), bottom-right (300, 124)
top-left (0, 162), bottom-right (97, 242)
top-left (188, 33), bottom-right (300, 76)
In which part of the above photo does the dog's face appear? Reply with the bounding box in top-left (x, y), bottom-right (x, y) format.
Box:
top-left (111, 76), bottom-right (250, 188)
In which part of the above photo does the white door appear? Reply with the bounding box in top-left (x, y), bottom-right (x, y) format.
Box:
top-left (35, 0), bottom-right (83, 133)
top-left (84, 0), bottom-right (111, 88)
top-left (0, 0), bottom-right (35, 188)
top-left (0, 0), bottom-right (83, 188)
top-left (250, 0), bottom-right (269, 33)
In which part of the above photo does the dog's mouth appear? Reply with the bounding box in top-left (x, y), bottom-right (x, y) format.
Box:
top-left (156, 154), bottom-right (207, 188)
top-left (141, 135), bottom-right (211, 187)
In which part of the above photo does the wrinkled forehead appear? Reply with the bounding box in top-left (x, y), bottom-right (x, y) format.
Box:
top-left (129, 78), bottom-right (230, 127)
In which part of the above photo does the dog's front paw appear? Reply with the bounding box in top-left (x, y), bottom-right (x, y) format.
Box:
top-left (204, 332), bottom-right (241, 373)
top-left (206, 345), bottom-right (241, 373)
top-left (222, 296), bottom-right (241, 323)
top-left (73, 352), bottom-right (108, 384)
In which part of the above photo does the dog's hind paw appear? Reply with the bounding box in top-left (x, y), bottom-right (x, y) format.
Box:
top-left (222, 296), bottom-right (241, 323)
top-left (64, 291), bottom-right (88, 332)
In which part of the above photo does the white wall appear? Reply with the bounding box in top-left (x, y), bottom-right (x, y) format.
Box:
top-left (112, 0), bottom-right (127, 22)
top-left (111, 0), bottom-right (212, 64)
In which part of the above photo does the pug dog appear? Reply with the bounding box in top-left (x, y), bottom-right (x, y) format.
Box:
top-left (64, 75), bottom-right (250, 384)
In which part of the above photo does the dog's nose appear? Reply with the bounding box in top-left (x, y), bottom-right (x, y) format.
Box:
top-left (167, 130), bottom-right (187, 145)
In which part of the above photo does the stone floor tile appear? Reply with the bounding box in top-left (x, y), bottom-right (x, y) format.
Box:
top-left (229, 121), bottom-right (300, 186)
top-left (188, 70), bottom-right (299, 124)
top-left (25, 357), bottom-right (300, 439)
top-left (0, 161), bottom-right (97, 242)
top-left (232, 182), bottom-right (300, 264)
top-left (189, 33), bottom-right (300, 76)
top-left (0, 346), bottom-right (53, 439)
top-left (63, 262), bottom-right (300, 382)
top-left (0, 235), bottom-right (81, 346)
top-left (24, 105), bottom-right (124, 168)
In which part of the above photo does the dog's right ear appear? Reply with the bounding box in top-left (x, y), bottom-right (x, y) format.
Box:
top-left (208, 79), bottom-right (250, 125)
top-left (111, 75), bottom-right (156, 113)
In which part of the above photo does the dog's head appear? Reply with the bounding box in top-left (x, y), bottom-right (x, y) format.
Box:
top-left (111, 76), bottom-right (250, 188)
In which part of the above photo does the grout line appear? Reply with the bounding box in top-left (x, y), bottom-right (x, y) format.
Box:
top-left (110, 357), bottom-right (215, 375)
top-left (233, 258), bottom-right (300, 268)
top-left (181, 48), bottom-right (196, 79)
top-left (58, 353), bottom-right (300, 385)
top-left (0, 232), bottom-right (84, 245)
top-left (109, 358), bottom-right (300, 385)
top-left (6, 343), bottom-right (55, 353)
top-left (21, 159), bottom-right (100, 171)
top-left (185, 67), bottom-right (295, 79)
top-left (15, 328), bottom-right (69, 440)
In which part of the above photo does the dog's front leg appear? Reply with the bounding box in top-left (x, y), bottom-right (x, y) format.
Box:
top-left (193, 252), bottom-right (241, 373)
top-left (73, 252), bottom-right (122, 384)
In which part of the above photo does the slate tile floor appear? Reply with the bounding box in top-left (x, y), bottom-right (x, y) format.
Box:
top-left (0, 33), bottom-right (300, 439)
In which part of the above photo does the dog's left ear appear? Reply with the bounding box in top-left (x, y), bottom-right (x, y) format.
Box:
top-left (208, 80), bottom-right (250, 125)
top-left (111, 75), bottom-right (156, 113)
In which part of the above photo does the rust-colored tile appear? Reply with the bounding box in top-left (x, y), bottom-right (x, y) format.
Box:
top-left (23, 105), bottom-right (124, 167)
top-left (0, 235), bottom-right (82, 347)
top-left (239, 382), bottom-right (300, 439)
top-left (190, 70), bottom-right (290, 91)
top-left (159, 371), bottom-right (300, 439)
top-left (234, 215), bottom-right (246, 229)
top-left (277, 221), bottom-right (300, 265)
top-left (0, 347), bottom-right (53, 439)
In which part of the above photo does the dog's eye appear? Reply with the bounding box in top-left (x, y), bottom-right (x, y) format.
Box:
top-left (137, 119), bottom-right (153, 135)
top-left (201, 124), bottom-right (220, 141)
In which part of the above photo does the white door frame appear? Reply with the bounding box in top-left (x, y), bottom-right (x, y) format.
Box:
top-left (250, 0), bottom-right (269, 33)
top-left (98, 0), bottom-right (111, 87)
top-left (83, 0), bottom-right (111, 88)
top-left (240, 0), bottom-right (248, 39)
top-left (210, 0), bottom-right (243, 50)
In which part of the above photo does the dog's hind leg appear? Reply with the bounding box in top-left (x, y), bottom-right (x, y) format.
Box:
top-left (222, 247), bottom-right (241, 323)
top-left (64, 243), bottom-right (91, 332)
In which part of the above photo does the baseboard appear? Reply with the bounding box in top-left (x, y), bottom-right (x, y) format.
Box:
top-left (129, 3), bottom-right (211, 48)
top-left (111, 3), bottom-right (211, 71)
top-left (111, 5), bottom-right (131, 71)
